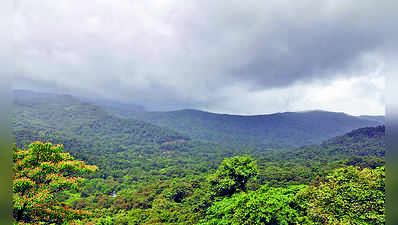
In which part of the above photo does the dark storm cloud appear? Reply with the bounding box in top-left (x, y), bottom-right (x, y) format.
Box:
top-left (11, 0), bottom-right (392, 113)
top-left (183, 0), bottom-right (394, 89)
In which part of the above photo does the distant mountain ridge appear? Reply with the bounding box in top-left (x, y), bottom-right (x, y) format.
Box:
top-left (12, 90), bottom-right (383, 149)
top-left (78, 96), bottom-right (146, 112)
top-left (12, 90), bottom-right (225, 179)
top-left (108, 108), bottom-right (382, 148)
top-left (12, 90), bottom-right (188, 153)
top-left (358, 115), bottom-right (385, 123)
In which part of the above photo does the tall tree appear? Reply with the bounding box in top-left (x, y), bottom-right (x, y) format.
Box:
top-left (13, 141), bottom-right (97, 224)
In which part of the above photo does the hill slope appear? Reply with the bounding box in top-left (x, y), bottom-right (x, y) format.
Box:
top-left (13, 90), bottom-right (187, 150)
top-left (291, 125), bottom-right (385, 166)
top-left (12, 90), bottom-right (216, 179)
top-left (112, 108), bottom-right (381, 148)
top-left (358, 115), bottom-right (385, 123)
top-left (255, 125), bottom-right (385, 186)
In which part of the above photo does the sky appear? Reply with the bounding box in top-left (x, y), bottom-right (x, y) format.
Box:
top-left (11, 0), bottom-right (396, 116)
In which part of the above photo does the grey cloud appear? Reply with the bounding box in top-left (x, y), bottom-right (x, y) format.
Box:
top-left (11, 0), bottom-right (392, 113)
top-left (183, 0), bottom-right (394, 88)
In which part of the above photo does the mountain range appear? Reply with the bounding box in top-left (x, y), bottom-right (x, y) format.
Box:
top-left (13, 89), bottom-right (383, 150)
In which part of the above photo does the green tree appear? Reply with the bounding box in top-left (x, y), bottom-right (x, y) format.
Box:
top-left (296, 166), bottom-right (385, 224)
top-left (199, 185), bottom-right (306, 225)
top-left (209, 155), bottom-right (258, 197)
top-left (13, 141), bottom-right (98, 224)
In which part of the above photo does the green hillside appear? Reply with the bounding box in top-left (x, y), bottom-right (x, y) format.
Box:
top-left (12, 90), bottom-right (226, 180)
top-left (294, 126), bottom-right (384, 164)
top-left (13, 90), bottom-right (186, 147)
top-left (109, 108), bottom-right (381, 148)
top-left (14, 90), bottom-right (382, 152)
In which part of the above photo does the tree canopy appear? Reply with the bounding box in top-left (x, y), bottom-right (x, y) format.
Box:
top-left (208, 155), bottom-right (258, 197)
top-left (296, 166), bottom-right (385, 224)
top-left (199, 185), bottom-right (306, 225)
top-left (13, 141), bottom-right (97, 224)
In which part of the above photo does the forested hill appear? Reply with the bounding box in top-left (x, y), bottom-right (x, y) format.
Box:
top-left (112, 108), bottom-right (382, 148)
top-left (254, 125), bottom-right (385, 187)
top-left (13, 90), bottom-right (187, 147)
top-left (13, 90), bottom-right (382, 149)
top-left (320, 125), bottom-right (385, 157)
top-left (285, 125), bottom-right (386, 169)
top-left (12, 90), bottom-right (193, 174)
top-left (13, 90), bottom-right (237, 180)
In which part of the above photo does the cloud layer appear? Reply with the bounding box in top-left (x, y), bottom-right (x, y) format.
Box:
top-left (13, 0), bottom-right (394, 115)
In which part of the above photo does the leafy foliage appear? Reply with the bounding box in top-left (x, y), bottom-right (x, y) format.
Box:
top-left (13, 141), bottom-right (97, 224)
top-left (209, 155), bottom-right (258, 197)
top-left (297, 166), bottom-right (385, 224)
top-left (199, 185), bottom-right (306, 225)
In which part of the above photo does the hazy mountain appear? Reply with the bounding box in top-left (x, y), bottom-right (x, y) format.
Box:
top-left (115, 109), bottom-right (382, 148)
top-left (12, 89), bottom-right (188, 153)
top-left (12, 90), bottom-right (382, 149)
top-left (78, 96), bottom-right (146, 112)
top-left (11, 89), bottom-right (226, 178)
top-left (358, 115), bottom-right (385, 124)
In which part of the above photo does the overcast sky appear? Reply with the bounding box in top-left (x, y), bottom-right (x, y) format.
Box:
top-left (12, 0), bottom-right (395, 115)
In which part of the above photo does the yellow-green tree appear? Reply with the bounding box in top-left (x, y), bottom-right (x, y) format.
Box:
top-left (13, 141), bottom-right (98, 224)
top-left (296, 166), bottom-right (385, 224)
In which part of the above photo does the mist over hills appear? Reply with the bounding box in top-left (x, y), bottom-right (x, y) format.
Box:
top-left (358, 115), bottom-right (385, 123)
top-left (13, 89), bottom-right (382, 149)
top-left (12, 89), bottom-right (188, 155)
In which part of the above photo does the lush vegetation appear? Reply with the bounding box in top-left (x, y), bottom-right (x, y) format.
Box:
top-left (208, 155), bottom-right (258, 198)
top-left (199, 185), bottom-right (306, 225)
top-left (199, 165), bottom-right (385, 225)
top-left (13, 142), bottom-right (97, 224)
top-left (296, 166), bottom-right (385, 224)
top-left (12, 90), bottom-right (385, 224)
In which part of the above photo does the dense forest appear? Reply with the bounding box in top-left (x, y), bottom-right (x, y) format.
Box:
top-left (12, 90), bottom-right (385, 224)
top-left (101, 106), bottom-right (381, 149)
